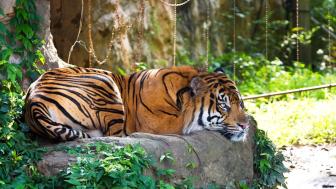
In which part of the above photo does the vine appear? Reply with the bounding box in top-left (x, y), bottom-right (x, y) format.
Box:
top-left (0, 0), bottom-right (45, 187)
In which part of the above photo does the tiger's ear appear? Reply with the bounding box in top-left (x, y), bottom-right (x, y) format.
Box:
top-left (190, 77), bottom-right (208, 96)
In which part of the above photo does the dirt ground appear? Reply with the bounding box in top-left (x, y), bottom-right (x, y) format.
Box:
top-left (282, 145), bottom-right (336, 189)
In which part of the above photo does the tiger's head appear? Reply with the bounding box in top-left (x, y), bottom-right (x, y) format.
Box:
top-left (184, 69), bottom-right (249, 142)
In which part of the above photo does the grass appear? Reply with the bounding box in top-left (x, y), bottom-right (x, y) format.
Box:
top-left (246, 95), bottom-right (336, 146)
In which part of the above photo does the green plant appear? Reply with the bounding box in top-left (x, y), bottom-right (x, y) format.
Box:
top-left (160, 151), bottom-right (175, 163)
top-left (62, 142), bottom-right (158, 188)
top-left (185, 162), bottom-right (197, 169)
top-left (311, 0), bottom-right (336, 68)
top-left (253, 129), bottom-right (288, 189)
top-left (0, 0), bottom-right (46, 187)
top-left (280, 27), bottom-right (320, 65)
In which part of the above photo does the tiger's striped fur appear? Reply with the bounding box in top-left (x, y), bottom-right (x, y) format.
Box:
top-left (25, 66), bottom-right (249, 141)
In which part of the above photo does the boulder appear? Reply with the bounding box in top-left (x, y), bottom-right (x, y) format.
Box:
top-left (37, 117), bottom-right (256, 187)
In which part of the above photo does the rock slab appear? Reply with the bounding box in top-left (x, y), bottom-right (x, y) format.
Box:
top-left (37, 118), bottom-right (256, 187)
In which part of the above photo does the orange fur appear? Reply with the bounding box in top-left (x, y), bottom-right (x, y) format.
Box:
top-left (25, 66), bottom-right (249, 141)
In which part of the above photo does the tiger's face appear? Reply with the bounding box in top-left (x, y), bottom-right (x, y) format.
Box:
top-left (186, 71), bottom-right (249, 142)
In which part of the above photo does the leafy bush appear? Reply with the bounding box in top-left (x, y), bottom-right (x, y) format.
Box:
top-left (0, 0), bottom-right (46, 187)
top-left (253, 129), bottom-right (288, 189)
top-left (62, 142), bottom-right (160, 188)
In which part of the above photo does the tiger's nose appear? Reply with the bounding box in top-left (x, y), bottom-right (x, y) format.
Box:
top-left (238, 123), bottom-right (249, 130)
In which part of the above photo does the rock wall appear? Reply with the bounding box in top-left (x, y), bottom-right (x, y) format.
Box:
top-left (37, 118), bottom-right (257, 187)
top-left (50, 0), bottom-right (286, 72)
top-left (0, 0), bottom-right (71, 90)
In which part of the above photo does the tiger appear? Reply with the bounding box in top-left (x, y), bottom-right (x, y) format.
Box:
top-left (24, 66), bottom-right (249, 142)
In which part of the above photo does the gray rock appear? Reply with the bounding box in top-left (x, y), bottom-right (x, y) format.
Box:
top-left (37, 117), bottom-right (256, 187)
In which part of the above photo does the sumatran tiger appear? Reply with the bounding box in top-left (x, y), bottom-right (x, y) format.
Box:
top-left (24, 66), bottom-right (249, 142)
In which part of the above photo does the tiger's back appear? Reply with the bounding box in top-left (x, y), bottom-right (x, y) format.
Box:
top-left (25, 67), bottom-right (125, 140)
top-left (121, 66), bottom-right (199, 135)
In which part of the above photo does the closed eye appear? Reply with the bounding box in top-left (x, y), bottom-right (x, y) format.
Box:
top-left (218, 103), bottom-right (229, 112)
top-left (240, 101), bottom-right (245, 109)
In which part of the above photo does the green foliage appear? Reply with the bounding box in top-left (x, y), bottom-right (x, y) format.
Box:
top-left (59, 142), bottom-right (201, 189)
top-left (311, 0), bottom-right (336, 67)
top-left (159, 151), bottom-right (175, 163)
top-left (253, 129), bottom-right (288, 189)
top-left (280, 27), bottom-right (320, 64)
top-left (0, 0), bottom-right (46, 187)
top-left (185, 162), bottom-right (197, 169)
top-left (62, 142), bottom-right (158, 189)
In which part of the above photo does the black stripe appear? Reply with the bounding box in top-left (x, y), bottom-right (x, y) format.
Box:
top-left (162, 71), bottom-right (189, 96)
top-left (176, 87), bottom-right (192, 110)
top-left (185, 104), bottom-right (196, 131)
top-left (139, 71), bottom-right (155, 114)
top-left (35, 94), bottom-right (86, 128)
top-left (218, 79), bottom-right (234, 85)
top-left (38, 88), bottom-right (90, 116)
top-left (219, 88), bottom-right (225, 93)
top-left (105, 119), bottom-right (124, 134)
top-left (164, 98), bottom-right (179, 111)
top-left (158, 110), bottom-right (178, 117)
top-left (208, 97), bottom-right (214, 115)
top-left (127, 73), bottom-right (136, 97)
top-left (40, 81), bottom-right (117, 100)
top-left (197, 97), bottom-right (205, 126)
top-left (154, 69), bottom-right (163, 77)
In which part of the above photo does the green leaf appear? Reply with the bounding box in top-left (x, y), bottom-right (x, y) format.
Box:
top-left (157, 169), bottom-right (175, 177)
top-left (186, 162), bottom-right (197, 169)
top-left (65, 178), bottom-right (82, 186)
top-left (0, 103), bottom-right (9, 113)
top-left (117, 67), bottom-right (126, 76)
top-left (0, 60), bottom-right (8, 66)
top-left (239, 180), bottom-right (249, 189)
top-left (35, 50), bottom-right (45, 64)
top-left (291, 27), bottom-right (304, 32)
top-left (21, 24), bottom-right (34, 38)
top-left (0, 49), bottom-right (13, 60)
top-left (21, 37), bottom-right (33, 50)
top-left (159, 152), bottom-right (175, 163)
top-left (6, 64), bottom-right (22, 83)
top-left (0, 22), bottom-right (7, 34)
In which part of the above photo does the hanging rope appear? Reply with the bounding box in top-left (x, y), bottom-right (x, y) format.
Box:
top-left (87, 0), bottom-right (93, 67)
top-left (204, 1), bottom-right (210, 71)
top-left (173, 0), bottom-right (177, 66)
top-left (159, 0), bottom-right (191, 7)
top-left (265, 0), bottom-right (268, 59)
top-left (87, 0), bottom-right (125, 66)
top-left (67, 0), bottom-right (84, 64)
top-left (133, 0), bottom-right (146, 70)
top-left (160, 0), bottom-right (191, 67)
top-left (328, 7), bottom-right (331, 68)
top-left (295, 0), bottom-right (299, 62)
top-left (233, 0), bottom-right (237, 81)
